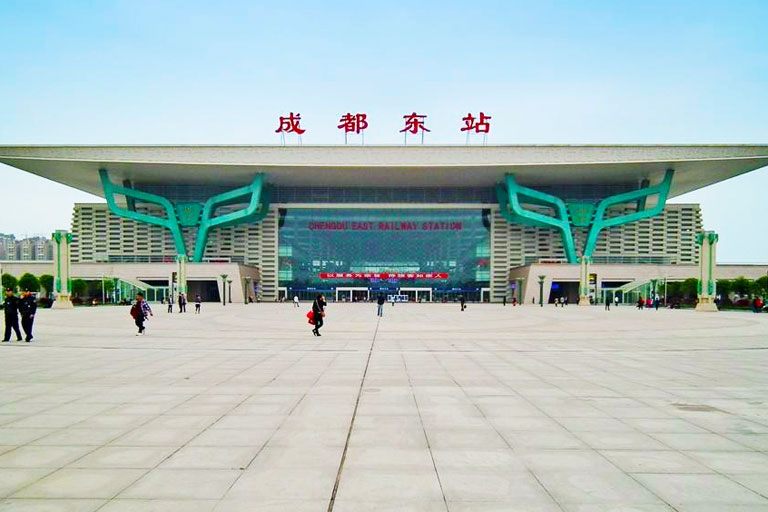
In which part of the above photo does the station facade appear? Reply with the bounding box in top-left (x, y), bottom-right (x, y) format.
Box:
top-left (1, 145), bottom-right (766, 303)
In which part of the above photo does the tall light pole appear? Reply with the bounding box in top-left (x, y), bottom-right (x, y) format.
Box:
top-left (538, 275), bottom-right (546, 307)
top-left (227, 280), bottom-right (232, 304)
top-left (220, 274), bottom-right (228, 306)
top-left (101, 273), bottom-right (105, 305)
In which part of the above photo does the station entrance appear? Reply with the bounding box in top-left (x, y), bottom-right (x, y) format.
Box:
top-left (335, 287), bottom-right (370, 302)
top-left (399, 287), bottom-right (432, 302)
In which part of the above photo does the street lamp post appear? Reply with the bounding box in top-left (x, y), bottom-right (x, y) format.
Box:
top-left (220, 274), bottom-right (228, 306)
top-left (538, 275), bottom-right (546, 307)
top-left (227, 280), bottom-right (232, 304)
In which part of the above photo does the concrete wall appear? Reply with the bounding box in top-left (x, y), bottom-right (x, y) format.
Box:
top-left (0, 261), bottom-right (261, 303)
top-left (510, 263), bottom-right (768, 305)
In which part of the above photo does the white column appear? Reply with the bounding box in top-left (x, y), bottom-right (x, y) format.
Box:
top-left (579, 257), bottom-right (591, 306)
top-left (176, 255), bottom-right (188, 295)
top-left (695, 231), bottom-right (719, 312)
top-left (51, 230), bottom-right (74, 309)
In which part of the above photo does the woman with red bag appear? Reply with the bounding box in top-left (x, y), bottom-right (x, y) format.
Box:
top-left (311, 294), bottom-right (327, 336)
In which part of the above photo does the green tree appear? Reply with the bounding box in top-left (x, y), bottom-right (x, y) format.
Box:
top-left (680, 278), bottom-right (699, 299)
top-left (751, 275), bottom-right (768, 298)
top-left (17, 273), bottom-right (40, 292)
top-left (666, 281), bottom-right (682, 299)
top-left (39, 274), bottom-right (54, 297)
top-left (1, 273), bottom-right (17, 292)
top-left (731, 276), bottom-right (752, 297)
top-left (716, 279), bottom-right (732, 299)
top-left (71, 279), bottom-right (87, 298)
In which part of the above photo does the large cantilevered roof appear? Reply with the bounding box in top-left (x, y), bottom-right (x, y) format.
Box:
top-left (1, 144), bottom-right (767, 199)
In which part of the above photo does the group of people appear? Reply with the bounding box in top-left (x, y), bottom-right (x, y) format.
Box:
top-left (160, 293), bottom-right (202, 314)
top-left (2, 288), bottom-right (37, 342)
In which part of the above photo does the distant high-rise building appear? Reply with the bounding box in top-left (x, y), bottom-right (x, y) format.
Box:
top-left (0, 235), bottom-right (53, 261)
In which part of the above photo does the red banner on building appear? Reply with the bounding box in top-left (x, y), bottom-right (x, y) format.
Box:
top-left (319, 272), bottom-right (449, 280)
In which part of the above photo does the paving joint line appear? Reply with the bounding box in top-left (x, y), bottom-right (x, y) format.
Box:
top-left (326, 318), bottom-right (380, 512)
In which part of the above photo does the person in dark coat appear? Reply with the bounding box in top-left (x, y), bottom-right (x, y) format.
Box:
top-left (19, 289), bottom-right (37, 342)
top-left (605, 294), bottom-right (611, 311)
top-left (377, 294), bottom-right (385, 317)
top-left (459, 295), bottom-right (466, 311)
top-left (2, 288), bottom-right (22, 342)
top-left (312, 294), bottom-right (327, 336)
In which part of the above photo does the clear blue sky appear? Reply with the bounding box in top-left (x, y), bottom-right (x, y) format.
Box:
top-left (1, 1), bottom-right (766, 261)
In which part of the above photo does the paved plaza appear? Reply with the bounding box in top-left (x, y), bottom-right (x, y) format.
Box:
top-left (0, 302), bottom-right (767, 511)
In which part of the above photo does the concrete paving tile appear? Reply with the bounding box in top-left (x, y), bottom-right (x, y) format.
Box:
top-left (334, 468), bottom-right (443, 501)
top-left (349, 428), bottom-right (428, 449)
top-left (12, 469), bottom-right (145, 499)
top-left (110, 428), bottom-right (200, 447)
top-left (650, 433), bottom-right (753, 451)
top-left (159, 446), bottom-right (258, 469)
top-left (225, 467), bottom-right (337, 500)
top-left (213, 500), bottom-right (327, 512)
top-left (188, 428), bottom-right (273, 447)
top-left (431, 449), bottom-right (527, 470)
top-left (519, 449), bottom-right (619, 472)
top-left (438, 469), bottom-right (556, 503)
top-left (728, 474), bottom-right (768, 499)
top-left (0, 470), bottom-right (53, 499)
top-left (0, 446), bottom-right (95, 469)
top-left (98, 499), bottom-right (217, 512)
top-left (535, 470), bottom-right (662, 505)
top-left (576, 432), bottom-right (669, 450)
top-left (29, 428), bottom-right (126, 446)
top-left (0, 430), bottom-right (56, 446)
top-left (69, 446), bottom-right (177, 469)
top-left (331, 501), bottom-right (447, 512)
top-left (633, 473), bottom-right (768, 506)
top-left (118, 469), bottom-right (241, 499)
top-left (268, 427), bottom-right (349, 447)
top-left (427, 429), bottom-right (508, 450)
top-left (599, 450), bottom-right (712, 474)
top-left (250, 445), bottom-right (341, 469)
top-left (0, 499), bottom-right (106, 511)
top-left (687, 451), bottom-right (768, 474)
top-left (344, 447), bottom-right (435, 469)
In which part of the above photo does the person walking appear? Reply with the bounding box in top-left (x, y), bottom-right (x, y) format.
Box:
top-left (2, 288), bottom-right (22, 342)
top-left (637, 296), bottom-right (644, 310)
top-left (167, 295), bottom-right (173, 314)
top-left (311, 294), bottom-right (327, 336)
top-left (605, 294), bottom-right (611, 311)
top-left (130, 293), bottom-right (153, 336)
top-left (178, 293), bottom-right (187, 313)
top-left (459, 295), bottom-right (466, 312)
top-left (614, 295), bottom-right (620, 308)
top-left (377, 294), bottom-right (385, 317)
top-left (194, 294), bottom-right (201, 314)
top-left (19, 289), bottom-right (37, 342)
top-left (654, 294), bottom-right (660, 311)
top-left (293, 295), bottom-right (300, 308)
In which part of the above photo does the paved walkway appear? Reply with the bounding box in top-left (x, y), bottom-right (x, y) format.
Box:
top-left (1, 302), bottom-right (768, 511)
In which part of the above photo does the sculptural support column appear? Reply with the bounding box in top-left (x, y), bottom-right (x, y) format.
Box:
top-left (695, 231), bottom-right (719, 312)
top-left (52, 230), bottom-right (74, 309)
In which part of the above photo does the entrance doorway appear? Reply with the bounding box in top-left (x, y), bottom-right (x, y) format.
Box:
top-left (399, 287), bottom-right (432, 302)
top-left (336, 287), bottom-right (370, 302)
top-left (481, 287), bottom-right (490, 303)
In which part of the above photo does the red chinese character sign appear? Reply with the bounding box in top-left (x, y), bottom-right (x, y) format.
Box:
top-left (337, 113), bottom-right (368, 144)
top-left (461, 112), bottom-right (491, 144)
top-left (319, 272), bottom-right (449, 280)
top-left (400, 112), bottom-right (430, 144)
top-left (275, 112), bottom-right (305, 144)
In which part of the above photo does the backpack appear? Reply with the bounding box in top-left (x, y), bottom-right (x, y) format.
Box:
top-left (130, 303), bottom-right (141, 319)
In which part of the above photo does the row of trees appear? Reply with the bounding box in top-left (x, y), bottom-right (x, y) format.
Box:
top-left (1, 273), bottom-right (115, 299)
top-left (664, 276), bottom-right (768, 302)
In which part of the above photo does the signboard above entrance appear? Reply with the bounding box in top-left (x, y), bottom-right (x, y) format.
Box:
top-left (319, 272), bottom-right (449, 280)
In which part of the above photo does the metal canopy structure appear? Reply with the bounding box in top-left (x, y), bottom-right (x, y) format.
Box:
top-left (1, 144), bottom-right (768, 199)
